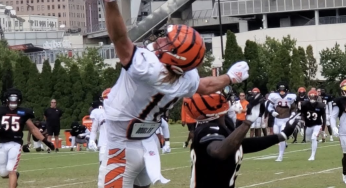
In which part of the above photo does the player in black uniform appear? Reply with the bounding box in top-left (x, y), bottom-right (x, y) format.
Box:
top-left (330, 80), bottom-right (346, 183)
top-left (184, 89), bottom-right (299, 188)
top-left (292, 87), bottom-right (309, 143)
top-left (300, 89), bottom-right (326, 161)
top-left (70, 121), bottom-right (90, 151)
top-left (26, 120), bottom-right (48, 152)
top-left (318, 88), bottom-right (334, 142)
top-left (0, 88), bottom-right (55, 188)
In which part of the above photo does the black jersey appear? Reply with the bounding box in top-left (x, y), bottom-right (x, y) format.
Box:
top-left (295, 95), bottom-right (309, 112)
top-left (71, 125), bottom-right (88, 138)
top-left (301, 101), bottom-right (325, 127)
top-left (320, 94), bottom-right (333, 105)
top-left (332, 97), bottom-right (346, 118)
top-left (32, 122), bottom-right (46, 142)
top-left (191, 122), bottom-right (242, 188)
top-left (0, 106), bottom-right (35, 145)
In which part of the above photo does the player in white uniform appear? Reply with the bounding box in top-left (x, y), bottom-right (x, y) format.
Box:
top-left (89, 88), bottom-right (110, 164)
top-left (249, 88), bottom-right (266, 137)
top-left (99, 1), bottom-right (250, 188)
top-left (330, 80), bottom-right (346, 183)
top-left (268, 82), bottom-right (297, 162)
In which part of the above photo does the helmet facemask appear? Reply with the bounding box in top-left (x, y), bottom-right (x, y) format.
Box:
top-left (8, 94), bottom-right (19, 110)
top-left (278, 85), bottom-right (287, 96)
top-left (341, 85), bottom-right (346, 97)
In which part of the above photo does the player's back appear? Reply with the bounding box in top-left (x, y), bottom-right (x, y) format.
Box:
top-left (104, 47), bottom-right (199, 138)
top-left (0, 106), bottom-right (34, 145)
top-left (191, 122), bottom-right (240, 188)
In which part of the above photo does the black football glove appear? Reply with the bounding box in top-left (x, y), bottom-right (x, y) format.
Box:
top-left (42, 137), bottom-right (55, 150)
top-left (246, 94), bottom-right (265, 115)
top-left (278, 113), bottom-right (300, 142)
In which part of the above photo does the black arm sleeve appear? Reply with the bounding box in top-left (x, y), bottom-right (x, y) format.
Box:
top-left (242, 135), bottom-right (280, 154)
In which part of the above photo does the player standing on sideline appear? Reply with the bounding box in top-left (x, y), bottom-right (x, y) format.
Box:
top-left (0, 88), bottom-right (55, 188)
top-left (249, 88), bottom-right (266, 137)
top-left (317, 88), bottom-right (334, 142)
top-left (184, 92), bottom-right (299, 188)
top-left (330, 80), bottom-right (346, 183)
top-left (300, 90), bottom-right (326, 161)
top-left (292, 87), bottom-right (309, 143)
top-left (268, 82), bottom-right (297, 162)
top-left (89, 88), bottom-right (110, 163)
top-left (44, 99), bottom-right (63, 153)
top-left (99, 1), bottom-right (250, 187)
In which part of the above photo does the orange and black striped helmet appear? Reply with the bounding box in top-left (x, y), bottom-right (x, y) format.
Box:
top-left (183, 93), bottom-right (229, 120)
top-left (159, 25), bottom-right (206, 73)
top-left (297, 87), bottom-right (306, 93)
top-left (101, 88), bottom-right (111, 100)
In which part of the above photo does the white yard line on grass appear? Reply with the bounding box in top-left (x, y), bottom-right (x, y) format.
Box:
top-left (238, 167), bottom-right (341, 188)
top-left (21, 153), bottom-right (87, 161)
top-left (21, 163), bottom-right (98, 173)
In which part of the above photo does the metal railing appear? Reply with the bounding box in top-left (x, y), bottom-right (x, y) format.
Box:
top-left (305, 15), bottom-right (346, 25)
top-left (212, 0), bottom-right (346, 17)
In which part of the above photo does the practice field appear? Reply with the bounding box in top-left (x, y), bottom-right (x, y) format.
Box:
top-left (2, 125), bottom-right (345, 188)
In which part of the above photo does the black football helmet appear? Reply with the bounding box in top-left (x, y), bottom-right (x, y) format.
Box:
top-left (276, 82), bottom-right (289, 96)
top-left (4, 88), bottom-right (22, 110)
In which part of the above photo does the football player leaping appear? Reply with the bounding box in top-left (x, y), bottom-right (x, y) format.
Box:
top-left (330, 80), bottom-right (346, 183)
top-left (300, 90), bottom-right (326, 161)
top-left (99, 1), bottom-right (249, 187)
top-left (0, 88), bottom-right (55, 188)
top-left (268, 82), bottom-right (297, 162)
top-left (89, 88), bottom-right (110, 164)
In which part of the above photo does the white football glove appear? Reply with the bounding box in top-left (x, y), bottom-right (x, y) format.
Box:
top-left (227, 61), bottom-right (249, 83)
top-left (271, 111), bottom-right (279, 117)
top-left (88, 140), bottom-right (98, 152)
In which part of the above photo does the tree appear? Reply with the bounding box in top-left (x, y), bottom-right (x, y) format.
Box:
top-left (297, 46), bottom-right (308, 85)
top-left (244, 40), bottom-right (265, 92)
top-left (1, 57), bottom-right (14, 97)
top-left (26, 63), bottom-right (43, 118)
top-left (267, 46), bottom-right (288, 91)
top-left (198, 51), bottom-right (213, 77)
top-left (69, 64), bottom-right (84, 120)
top-left (101, 63), bottom-right (122, 89)
top-left (290, 48), bottom-right (305, 91)
top-left (52, 59), bottom-right (72, 128)
top-left (13, 56), bottom-right (32, 104)
top-left (81, 62), bottom-right (101, 117)
top-left (320, 43), bottom-right (346, 82)
top-left (40, 60), bottom-right (53, 109)
top-left (223, 30), bottom-right (244, 74)
top-left (306, 45), bottom-right (317, 84)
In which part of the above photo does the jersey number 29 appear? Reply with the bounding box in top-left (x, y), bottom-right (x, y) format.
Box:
top-left (1, 116), bottom-right (20, 132)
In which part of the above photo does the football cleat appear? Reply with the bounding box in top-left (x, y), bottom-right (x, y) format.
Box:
top-left (275, 156), bottom-right (283, 162)
top-left (330, 136), bottom-right (334, 142)
top-left (308, 156), bottom-right (315, 161)
top-left (183, 141), bottom-right (188, 148)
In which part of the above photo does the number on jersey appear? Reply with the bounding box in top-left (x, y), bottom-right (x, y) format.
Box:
top-left (297, 101), bottom-right (301, 110)
top-left (278, 101), bottom-right (288, 107)
top-left (322, 100), bottom-right (327, 105)
top-left (229, 146), bottom-right (243, 186)
top-left (306, 111), bottom-right (318, 121)
top-left (1, 116), bottom-right (20, 132)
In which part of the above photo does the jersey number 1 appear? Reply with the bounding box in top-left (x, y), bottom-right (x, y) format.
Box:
top-left (2, 116), bottom-right (20, 132)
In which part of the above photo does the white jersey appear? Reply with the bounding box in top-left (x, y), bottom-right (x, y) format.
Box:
top-left (90, 108), bottom-right (107, 147)
top-left (268, 92), bottom-right (297, 109)
top-left (104, 47), bottom-right (200, 123)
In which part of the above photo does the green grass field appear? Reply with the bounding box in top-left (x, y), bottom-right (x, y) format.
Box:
top-left (1, 124), bottom-right (345, 188)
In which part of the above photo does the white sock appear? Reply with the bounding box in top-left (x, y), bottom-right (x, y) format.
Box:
top-left (311, 139), bottom-right (317, 157)
top-left (279, 141), bottom-right (286, 157)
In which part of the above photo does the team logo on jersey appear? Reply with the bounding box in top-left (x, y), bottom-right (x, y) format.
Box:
top-left (149, 151), bottom-right (155, 156)
top-left (315, 108), bottom-right (320, 111)
top-left (287, 98), bottom-right (292, 100)
top-left (17, 110), bottom-right (25, 115)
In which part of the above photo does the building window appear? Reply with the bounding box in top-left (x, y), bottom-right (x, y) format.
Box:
top-left (37, 5), bottom-right (39, 10)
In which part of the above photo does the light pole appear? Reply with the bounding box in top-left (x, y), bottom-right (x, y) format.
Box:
top-left (217, 0), bottom-right (224, 59)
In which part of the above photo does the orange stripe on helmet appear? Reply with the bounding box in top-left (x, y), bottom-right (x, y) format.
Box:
top-left (298, 87), bottom-right (306, 92)
top-left (160, 25), bottom-right (206, 72)
top-left (183, 93), bottom-right (229, 120)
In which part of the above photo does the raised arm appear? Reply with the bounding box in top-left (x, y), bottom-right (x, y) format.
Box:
top-left (104, 0), bottom-right (134, 67)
